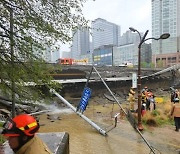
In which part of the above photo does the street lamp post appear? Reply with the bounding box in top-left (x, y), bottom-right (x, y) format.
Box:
top-left (129, 27), bottom-right (170, 131)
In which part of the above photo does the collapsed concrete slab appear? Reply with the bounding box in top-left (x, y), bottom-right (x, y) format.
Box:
top-left (1, 132), bottom-right (69, 154)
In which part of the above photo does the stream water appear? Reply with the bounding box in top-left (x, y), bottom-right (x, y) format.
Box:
top-left (39, 103), bottom-right (180, 154)
top-left (0, 102), bottom-right (179, 154)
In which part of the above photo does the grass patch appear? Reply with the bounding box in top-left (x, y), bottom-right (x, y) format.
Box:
top-left (0, 135), bottom-right (6, 144)
top-left (142, 98), bottom-right (174, 127)
top-left (0, 122), bottom-right (6, 144)
top-left (0, 122), bottom-right (4, 127)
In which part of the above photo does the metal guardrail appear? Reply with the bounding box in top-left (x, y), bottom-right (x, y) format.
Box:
top-left (142, 64), bottom-right (180, 78)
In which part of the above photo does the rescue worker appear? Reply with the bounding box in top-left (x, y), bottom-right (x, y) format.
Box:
top-left (141, 89), bottom-right (147, 105)
top-left (127, 87), bottom-right (136, 111)
top-left (170, 87), bottom-right (176, 103)
top-left (144, 86), bottom-right (149, 97)
top-left (171, 98), bottom-right (180, 132)
top-left (141, 89), bottom-right (147, 116)
top-left (1, 114), bottom-right (52, 154)
top-left (174, 89), bottom-right (180, 103)
top-left (148, 92), bottom-right (156, 111)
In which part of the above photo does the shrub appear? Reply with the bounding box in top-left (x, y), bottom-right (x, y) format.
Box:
top-left (0, 135), bottom-right (6, 144)
top-left (151, 110), bottom-right (160, 116)
top-left (142, 97), bottom-right (174, 127)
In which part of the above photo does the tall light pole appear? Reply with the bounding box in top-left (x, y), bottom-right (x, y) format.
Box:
top-left (129, 27), bottom-right (170, 131)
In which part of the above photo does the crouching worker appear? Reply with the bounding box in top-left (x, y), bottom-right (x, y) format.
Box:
top-left (1, 114), bottom-right (52, 154)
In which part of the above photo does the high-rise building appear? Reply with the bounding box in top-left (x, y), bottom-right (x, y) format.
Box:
top-left (61, 51), bottom-right (71, 59)
top-left (115, 30), bottom-right (152, 66)
top-left (152, 0), bottom-right (180, 54)
top-left (41, 46), bottom-right (60, 63)
top-left (71, 28), bottom-right (90, 60)
top-left (120, 30), bottom-right (142, 46)
top-left (93, 45), bottom-right (113, 66)
top-left (113, 43), bottom-right (138, 66)
top-left (92, 18), bottom-right (121, 50)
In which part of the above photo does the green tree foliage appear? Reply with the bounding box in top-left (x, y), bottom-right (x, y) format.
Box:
top-left (141, 62), bottom-right (147, 68)
top-left (0, 0), bottom-right (89, 103)
top-left (149, 62), bottom-right (155, 68)
top-left (141, 61), bottom-right (154, 68)
top-left (157, 60), bottom-right (163, 68)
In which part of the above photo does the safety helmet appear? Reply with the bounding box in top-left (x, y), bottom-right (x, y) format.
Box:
top-left (147, 92), bottom-right (153, 97)
top-left (2, 114), bottom-right (39, 137)
top-left (131, 87), bottom-right (134, 90)
top-left (174, 98), bottom-right (179, 102)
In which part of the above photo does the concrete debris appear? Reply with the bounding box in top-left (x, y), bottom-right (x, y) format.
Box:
top-left (47, 114), bottom-right (62, 121)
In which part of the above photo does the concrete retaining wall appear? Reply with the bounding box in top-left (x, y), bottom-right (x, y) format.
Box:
top-left (1, 132), bottom-right (69, 154)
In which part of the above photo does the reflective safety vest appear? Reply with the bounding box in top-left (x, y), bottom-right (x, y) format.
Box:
top-left (141, 93), bottom-right (146, 103)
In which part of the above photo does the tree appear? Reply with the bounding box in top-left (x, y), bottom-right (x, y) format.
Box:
top-left (0, 0), bottom-right (89, 116)
top-left (157, 60), bottom-right (163, 68)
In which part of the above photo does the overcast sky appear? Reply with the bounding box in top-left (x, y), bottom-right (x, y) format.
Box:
top-left (61, 0), bottom-right (152, 51)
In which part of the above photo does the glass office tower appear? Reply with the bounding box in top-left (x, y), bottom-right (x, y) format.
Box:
top-left (152, 0), bottom-right (180, 54)
top-left (91, 18), bottom-right (121, 50)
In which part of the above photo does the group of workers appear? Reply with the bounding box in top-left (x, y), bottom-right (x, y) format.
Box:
top-left (127, 86), bottom-right (155, 114)
top-left (127, 86), bottom-right (180, 132)
top-left (141, 86), bottom-right (156, 114)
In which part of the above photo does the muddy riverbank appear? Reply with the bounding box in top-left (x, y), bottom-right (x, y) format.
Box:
top-left (38, 100), bottom-right (180, 154)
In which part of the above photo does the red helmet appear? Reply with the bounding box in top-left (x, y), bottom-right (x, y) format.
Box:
top-left (2, 114), bottom-right (39, 137)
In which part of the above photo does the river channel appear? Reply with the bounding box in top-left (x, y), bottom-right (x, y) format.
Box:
top-left (39, 103), bottom-right (180, 154)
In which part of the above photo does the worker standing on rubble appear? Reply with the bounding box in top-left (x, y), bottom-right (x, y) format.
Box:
top-left (1, 114), bottom-right (52, 154)
top-left (127, 87), bottom-right (136, 111)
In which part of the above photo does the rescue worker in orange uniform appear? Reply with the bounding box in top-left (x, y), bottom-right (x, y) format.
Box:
top-left (127, 87), bottom-right (136, 111)
top-left (144, 86), bottom-right (149, 98)
top-left (1, 114), bottom-right (52, 154)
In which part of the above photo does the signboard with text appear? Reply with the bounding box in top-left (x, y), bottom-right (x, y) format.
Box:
top-left (77, 87), bottom-right (92, 113)
top-left (132, 73), bottom-right (137, 88)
